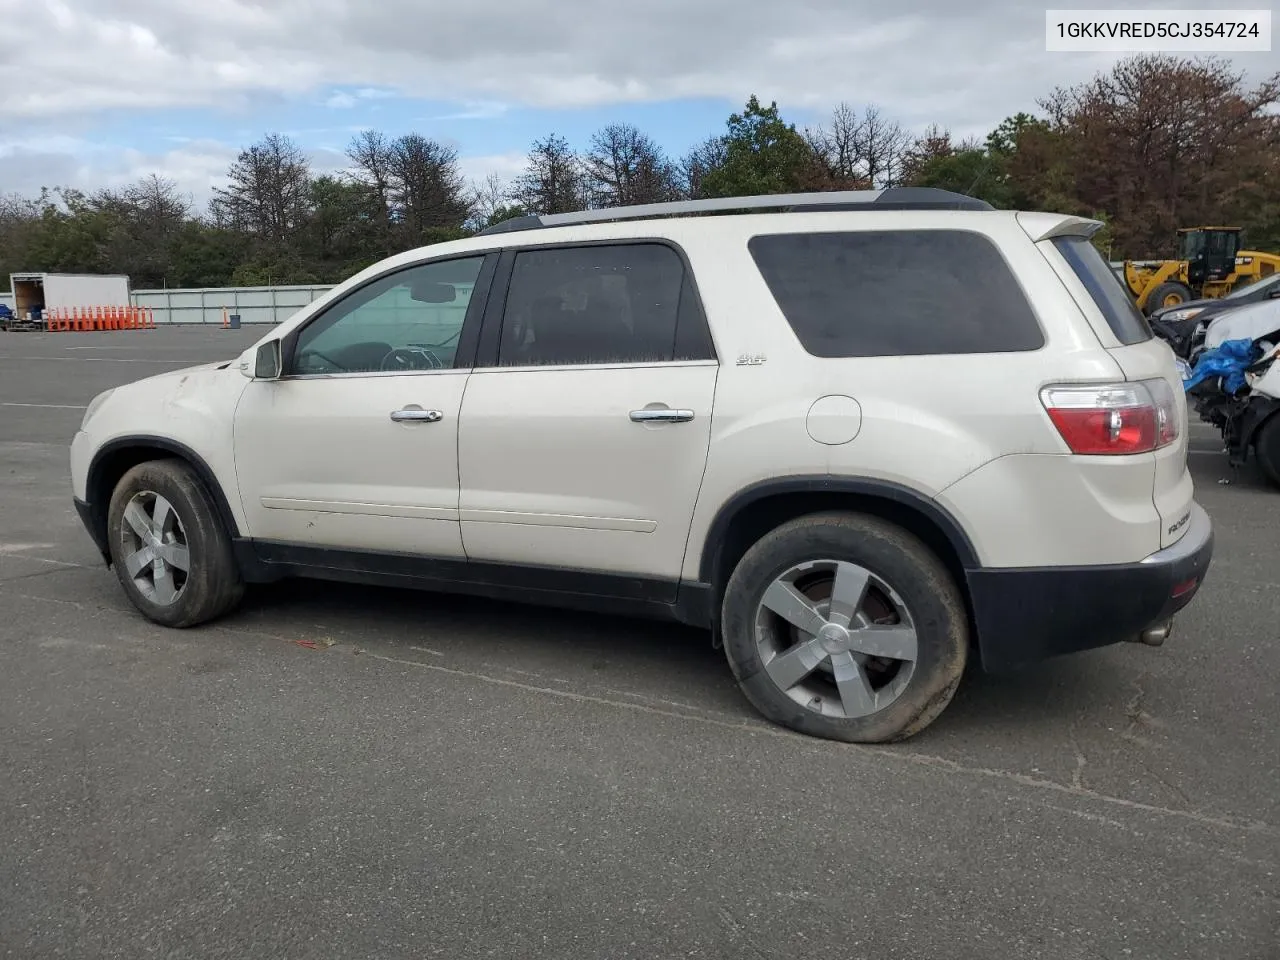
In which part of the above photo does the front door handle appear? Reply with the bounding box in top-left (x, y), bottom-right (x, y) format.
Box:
top-left (629, 408), bottom-right (695, 423)
top-left (390, 408), bottom-right (443, 423)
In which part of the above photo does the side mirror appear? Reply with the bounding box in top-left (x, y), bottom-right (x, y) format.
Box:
top-left (240, 339), bottom-right (282, 380)
top-left (1268, 287), bottom-right (1280, 299)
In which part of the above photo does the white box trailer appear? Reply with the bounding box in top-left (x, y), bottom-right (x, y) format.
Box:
top-left (4, 272), bottom-right (131, 329)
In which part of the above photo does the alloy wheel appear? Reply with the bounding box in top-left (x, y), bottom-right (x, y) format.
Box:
top-left (118, 491), bottom-right (190, 606)
top-left (753, 559), bottom-right (918, 719)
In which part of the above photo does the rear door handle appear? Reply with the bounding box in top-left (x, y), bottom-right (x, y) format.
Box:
top-left (629, 408), bottom-right (695, 423)
top-left (390, 408), bottom-right (443, 423)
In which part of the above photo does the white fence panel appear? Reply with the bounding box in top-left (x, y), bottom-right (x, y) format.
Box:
top-left (130, 284), bottom-right (335, 325)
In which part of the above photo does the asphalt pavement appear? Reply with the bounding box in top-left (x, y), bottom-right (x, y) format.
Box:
top-left (1, 327), bottom-right (1277, 960)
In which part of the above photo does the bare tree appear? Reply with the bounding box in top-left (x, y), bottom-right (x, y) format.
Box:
top-left (209, 133), bottom-right (312, 245)
top-left (1038, 54), bottom-right (1280, 256)
top-left (125, 175), bottom-right (191, 230)
top-left (512, 134), bottom-right (585, 215)
top-left (898, 124), bottom-right (956, 184)
top-left (856, 105), bottom-right (911, 188)
top-left (346, 129), bottom-right (394, 238)
top-left (806, 102), bottom-right (862, 183)
top-left (806, 103), bottom-right (910, 188)
top-left (583, 123), bottom-right (678, 207)
top-left (385, 133), bottom-right (472, 241)
top-left (465, 172), bottom-right (513, 231)
top-left (0, 192), bottom-right (43, 283)
top-left (677, 136), bottom-right (729, 200)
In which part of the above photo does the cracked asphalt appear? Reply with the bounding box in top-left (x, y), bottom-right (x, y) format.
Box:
top-left (1, 327), bottom-right (1278, 960)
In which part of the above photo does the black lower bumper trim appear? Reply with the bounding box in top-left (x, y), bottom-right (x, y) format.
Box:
top-left (968, 505), bottom-right (1214, 672)
top-left (74, 497), bottom-right (110, 564)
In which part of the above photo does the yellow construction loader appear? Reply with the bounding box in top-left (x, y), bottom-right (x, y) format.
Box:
top-left (1123, 227), bottom-right (1280, 315)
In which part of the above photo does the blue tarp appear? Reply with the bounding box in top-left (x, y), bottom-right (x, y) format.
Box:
top-left (1183, 338), bottom-right (1258, 395)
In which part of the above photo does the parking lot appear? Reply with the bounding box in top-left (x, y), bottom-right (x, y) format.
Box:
top-left (1, 326), bottom-right (1277, 959)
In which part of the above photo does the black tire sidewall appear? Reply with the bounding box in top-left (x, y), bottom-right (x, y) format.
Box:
top-left (721, 514), bottom-right (968, 743)
top-left (106, 459), bottom-right (242, 628)
top-left (1255, 414), bottom-right (1280, 489)
top-left (1147, 282), bottom-right (1193, 315)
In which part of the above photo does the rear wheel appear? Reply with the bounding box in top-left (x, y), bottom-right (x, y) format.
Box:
top-left (720, 512), bottom-right (968, 743)
top-left (106, 459), bottom-right (244, 627)
top-left (1146, 281), bottom-right (1194, 315)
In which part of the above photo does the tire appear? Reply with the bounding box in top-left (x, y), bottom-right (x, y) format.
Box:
top-left (106, 458), bottom-right (245, 628)
top-left (1255, 415), bottom-right (1280, 490)
top-left (721, 512), bottom-right (968, 743)
top-left (1145, 281), bottom-right (1194, 315)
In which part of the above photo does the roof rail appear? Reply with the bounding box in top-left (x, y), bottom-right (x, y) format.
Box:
top-left (478, 187), bottom-right (994, 235)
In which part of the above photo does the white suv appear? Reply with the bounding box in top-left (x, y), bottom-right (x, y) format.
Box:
top-left (69, 188), bottom-right (1214, 743)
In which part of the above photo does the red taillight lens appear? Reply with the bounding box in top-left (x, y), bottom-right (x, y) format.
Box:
top-left (1040, 380), bottom-right (1180, 456)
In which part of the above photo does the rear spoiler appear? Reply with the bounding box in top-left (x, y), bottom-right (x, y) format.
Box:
top-left (1016, 212), bottom-right (1104, 243)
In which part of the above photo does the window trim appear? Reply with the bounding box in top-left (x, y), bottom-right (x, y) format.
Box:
top-left (279, 251), bottom-right (500, 380)
top-left (747, 227), bottom-right (1048, 359)
top-left (470, 237), bottom-right (718, 371)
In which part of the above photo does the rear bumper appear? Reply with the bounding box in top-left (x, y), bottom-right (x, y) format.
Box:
top-left (967, 503), bottom-right (1214, 671)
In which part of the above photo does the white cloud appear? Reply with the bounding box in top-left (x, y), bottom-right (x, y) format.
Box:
top-left (3, 0), bottom-right (1276, 210)
top-left (324, 87), bottom-right (398, 109)
top-left (0, 135), bottom-right (359, 210)
top-left (0, 132), bottom-right (527, 213)
top-left (457, 151), bottom-right (528, 187)
top-left (3, 0), bottom-right (1275, 131)
top-left (428, 101), bottom-right (510, 122)
top-left (0, 135), bottom-right (238, 204)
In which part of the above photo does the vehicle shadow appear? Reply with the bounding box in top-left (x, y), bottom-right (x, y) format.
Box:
top-left (231, 576), bottom-right (745, 708)
top-left (227, 576), bottom-right (1120, 742)
top-left (930, 654), bottom-right (1125, 738)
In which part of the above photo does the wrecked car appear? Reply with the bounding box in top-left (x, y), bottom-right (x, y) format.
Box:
top-left (1183, 298), bottom-right (1280, 487)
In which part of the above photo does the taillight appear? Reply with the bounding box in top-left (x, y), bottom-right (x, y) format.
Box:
top-left (1146, 378), bottom-right (1180, 447)
top-left (1040, 380), bottom-right (1180, 455)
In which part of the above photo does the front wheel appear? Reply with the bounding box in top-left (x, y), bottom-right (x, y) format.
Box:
top-left (106, 459), bottom-right (245, 628)
top-left (721, 512), bottom-right (969, 743)
top-left (1146, 281), bottom-right (1194, 315)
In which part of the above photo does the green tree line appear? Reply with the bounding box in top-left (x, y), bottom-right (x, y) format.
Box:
top-left (3, 54), bottom-right (1278, 291)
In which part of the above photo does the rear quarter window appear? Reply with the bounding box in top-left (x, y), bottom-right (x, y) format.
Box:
top-left (747, 230), bottom-right (1045, 358)
top-left (1051, 235), bottom-right (1153, 346)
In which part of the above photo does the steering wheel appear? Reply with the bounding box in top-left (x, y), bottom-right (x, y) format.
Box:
top-left (379, 347), bottom-right (439, 372)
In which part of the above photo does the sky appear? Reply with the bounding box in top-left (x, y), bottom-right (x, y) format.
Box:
top-left (1, 1), bottom-right (1277, 211)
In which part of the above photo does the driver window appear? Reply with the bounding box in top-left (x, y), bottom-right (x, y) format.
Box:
top-left (292, 256), bottom-right (484, 375)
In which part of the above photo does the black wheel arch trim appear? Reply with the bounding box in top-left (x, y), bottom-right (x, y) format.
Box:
top-left (698, 475), bottom-right (981, 583)
top-left (85, 436), bottom-right (243, 547)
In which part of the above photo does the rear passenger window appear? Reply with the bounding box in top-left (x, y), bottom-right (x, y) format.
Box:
top-left (748, 230), bottom-right (1045, 358)
top-left (1052, 236), bottom-right (1153, 346)
top-left (498, 243), bottom-right (713, 367)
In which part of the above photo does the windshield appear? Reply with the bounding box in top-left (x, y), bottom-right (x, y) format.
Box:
top-left (1225, 272), bottom-right (1280, 299)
